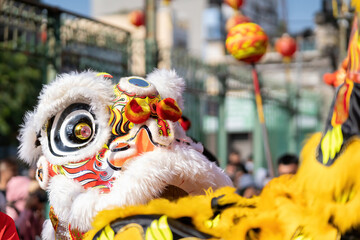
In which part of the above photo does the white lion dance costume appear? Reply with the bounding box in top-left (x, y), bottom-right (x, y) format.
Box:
top-left (18, 69), bottom-right (232, 239)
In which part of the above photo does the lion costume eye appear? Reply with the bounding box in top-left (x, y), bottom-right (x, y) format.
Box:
top-left (46, 103), bottom-right (97, 157)
top-left (74, 123), bottom-right (92, 140)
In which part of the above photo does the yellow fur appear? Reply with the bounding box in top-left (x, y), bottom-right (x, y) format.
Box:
top-left (84, 187), bottom-right (257, 240)
top-left (85, 133), bottom-right (360, 239)
top-left (296, 133), bottom-right (360, 233)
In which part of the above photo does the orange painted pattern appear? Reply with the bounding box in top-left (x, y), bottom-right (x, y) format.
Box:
top-left (48, 148), bottom-right (116, 193)
top-left (108, 128), bottom-right (155, 168)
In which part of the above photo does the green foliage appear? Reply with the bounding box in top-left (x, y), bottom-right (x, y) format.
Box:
top-left (0, 51), bottom-right (43, 145)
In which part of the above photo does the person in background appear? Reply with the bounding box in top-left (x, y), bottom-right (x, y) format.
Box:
top-left (15, 187), bottom-right (47, 240)
top-left (6, 176), bottom-right (31, 221)
top-left (0, 211), bottom-right (19, 239)
top-left (225, 150), bottom-right (242, 183)
top-left (0, 157), bottom-right (18, 195)
top-left (228, 150), bottom-right (242, 166)
top-left (0, 157), bottom-right (18, 212)
top-left (244, 154), bottom-right (254, 174)
top-left (236, 173), bottom-right (260, 198)
top-left (277, 153), bottom-right (299, 176)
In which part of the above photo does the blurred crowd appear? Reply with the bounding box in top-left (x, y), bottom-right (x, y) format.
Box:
top-left (0, 156), bottom-right (47, 240)
top-left (225, 150), bottom-right (299, 198)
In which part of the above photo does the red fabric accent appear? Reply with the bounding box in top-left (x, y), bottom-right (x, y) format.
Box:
top-left (179, 117), bottom-right (191, 131)
top-left (157, 119), bottom-right (170, 136)
top-left (0, 212), bottom-right (19, 240)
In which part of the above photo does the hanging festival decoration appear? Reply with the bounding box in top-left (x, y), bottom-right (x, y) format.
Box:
top-left (275, 34), bottom-right (297, 59)
top-left (224, 0), bottom-right (244, 10)
top-left (225, 23), bottom-right (274, 177)
top-left (129, 10), bottom-right (145, 27)
top-left (162, 0), bottom-right (171, 5)
top-left (225, 13), bottom-right (251, 32)
top-left (225, 22), bottom-right (268, 63)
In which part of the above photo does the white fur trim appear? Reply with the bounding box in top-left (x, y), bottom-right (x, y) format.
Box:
top-left (173, 123), bottom-right (204, 153)
top-left (48, 175), bottom-right (83, 223)
top-left (146, 69), bottom-right (185, 109)
top-left (165, 142), bottom-right (233, 194)
top-left (36, 155), bottom-right (49, 190)
top-left (35, 71), bottom-right (113, 130)
top-left (68, 188), bottom-right (100, 232)
top-left (118, 76), bottom-right (158, 96)
top-left (41, 219), bottom-right (55, 240)
top-left (107, 141), bottom-right (137, 162)
top-left (18, 111), bottom-right (42, 165)
top-left (95, 144), bottom-right (232, 212)
top-left (21, 71), bottom-right (113, 165)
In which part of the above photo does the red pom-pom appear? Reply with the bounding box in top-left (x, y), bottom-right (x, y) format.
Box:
top-left (156, 98), bottom-right (182, 122)
top-left (179, 116), bottom-right (191, 131)
top-left (124, 98), bottom-right (151, 124)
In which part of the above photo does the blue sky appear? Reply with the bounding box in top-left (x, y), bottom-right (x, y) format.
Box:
top-left (42, 0), bottom-right (91, 17)
top-left (285, 0), bottom-right (322, 33)
top-left (41, 0), bottom-right (322, 34)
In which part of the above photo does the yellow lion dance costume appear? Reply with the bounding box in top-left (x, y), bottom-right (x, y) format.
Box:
top-left (84, 5), bottom-right (360, 240)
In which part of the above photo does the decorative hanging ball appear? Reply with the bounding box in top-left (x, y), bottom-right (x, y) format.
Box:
top-left (224, 0), bottom-right (244, 10)
top-left (275, 34), bottom-right (297, 58)
top-left (225, 13), bottom-right (251, 32)
top-left (129, 10), bottom-right (145, 27)
top-left (225, 22), bottom-right (268, 64)
top-left (162, 0), bottom-right (171, 5)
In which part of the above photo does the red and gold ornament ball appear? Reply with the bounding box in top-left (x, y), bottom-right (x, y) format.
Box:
top-left (275, 35), bottom-right (297, 58)
top-left (225, 22), bottom-right (268, 64)
top-left (129, 10), bottom-right (145, 27)
top-left (225, 13), bottom-right (251, 32)
top-left (224, 0), bottom-right (244, 10)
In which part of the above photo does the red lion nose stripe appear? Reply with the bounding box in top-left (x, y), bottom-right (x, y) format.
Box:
top-left (129, 99), bottom-right (144, 113)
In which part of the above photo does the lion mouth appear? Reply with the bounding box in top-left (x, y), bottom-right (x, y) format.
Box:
top-left (110, 143), bottom-right (130, 152)
top-left (107, 127), bottom-right (155, 169)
